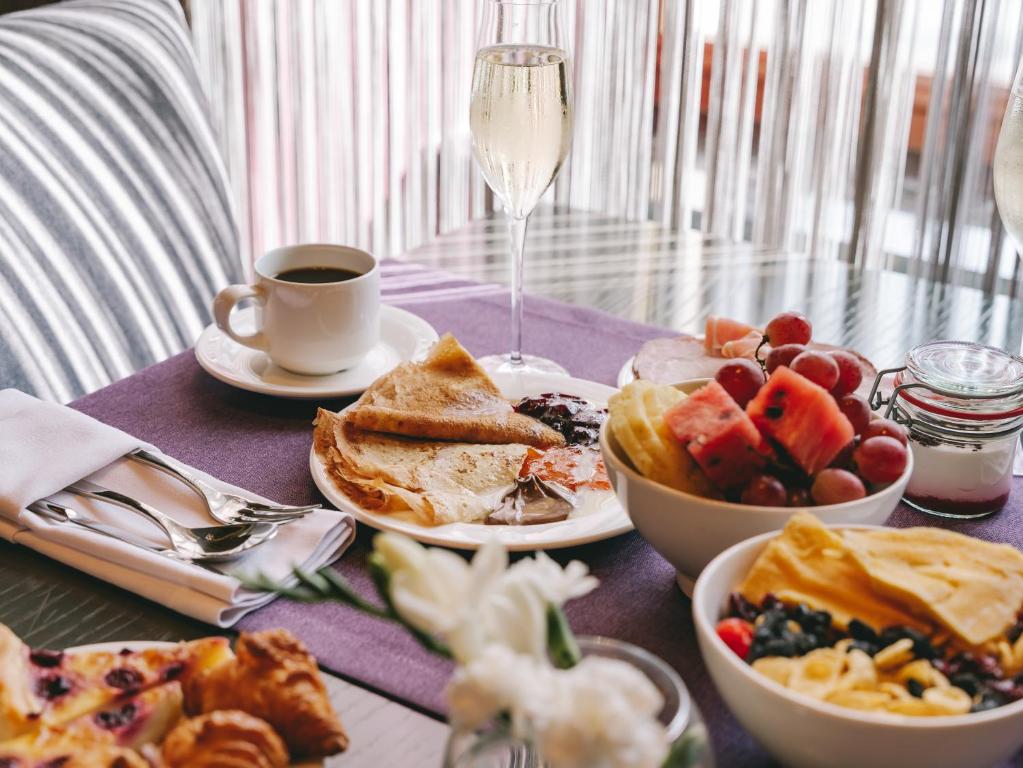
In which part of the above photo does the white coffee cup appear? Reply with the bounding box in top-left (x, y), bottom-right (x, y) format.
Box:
top-left (213, 244), bottom-right (380, 375)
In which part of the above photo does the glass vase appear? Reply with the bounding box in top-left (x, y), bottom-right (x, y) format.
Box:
top-left (442, 636), bottom-right (714, 768)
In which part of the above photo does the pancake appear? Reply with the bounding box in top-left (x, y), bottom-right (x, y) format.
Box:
top-left (737, 513), bottom-right (931, 634)
top-left (348, 334), bottom-right (564, 448)
top-left (842, 527), bottom-right (1023, 647)
top-left (314, 409), bottom-right (528, 525)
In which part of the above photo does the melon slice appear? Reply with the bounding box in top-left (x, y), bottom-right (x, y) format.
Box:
top-left (746, 366), bottom-right (854, 475)
top-left (663, 380), bottom-right (769, 490)
top-left (704, 316), bottom-right (759, 355)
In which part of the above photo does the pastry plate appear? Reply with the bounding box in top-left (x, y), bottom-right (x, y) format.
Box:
top-left (195, 305), bottom-right (439, 399)
top-left (69, 641), bottom-right (321, 767)
top-left (309, 371), bottom-right (634, 551)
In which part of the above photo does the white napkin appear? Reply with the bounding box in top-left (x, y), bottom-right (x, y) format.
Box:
top-left (0, 389), bottom-right (354, 626)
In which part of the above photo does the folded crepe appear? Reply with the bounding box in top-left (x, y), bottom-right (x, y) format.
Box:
top-left (314, 409), bottom-right (527, 525)
top-left (347, 334), bottom-right (564, 449)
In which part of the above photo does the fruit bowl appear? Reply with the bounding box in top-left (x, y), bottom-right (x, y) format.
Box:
top-left (692, 527), bottom-right (1023, 768)
top-left (598, 380), bottom-right (913, 593)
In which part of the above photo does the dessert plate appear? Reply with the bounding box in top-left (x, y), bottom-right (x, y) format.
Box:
top-left (310, 371), bottom-right (633, 551)
top-left (195, 305), bottom-right (438, 399)
top-left (68, 641), bottom-right (322, 767)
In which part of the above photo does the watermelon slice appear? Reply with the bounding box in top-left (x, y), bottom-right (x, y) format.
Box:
top-left (704, 316), bottom-right (759, 355)
top-left (746, 366), bottom-right (854, 475)
top-left (663, 381), bottom-right (769, 490)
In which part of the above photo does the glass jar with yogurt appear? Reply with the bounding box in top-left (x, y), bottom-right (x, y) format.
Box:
top-left (870, 341), bottom-right (1023, 519)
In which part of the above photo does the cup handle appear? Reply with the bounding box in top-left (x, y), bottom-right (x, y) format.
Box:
top-left (212, 284), bottom-right (268, 351)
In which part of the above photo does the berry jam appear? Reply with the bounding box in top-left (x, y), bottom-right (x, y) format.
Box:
top-left (514, 393), bottom-right (607, 446)
top-left (94, 702), bottom-right (138, 730)
top-left (162, 662), bottom-right (185, 681)
top-left (29, 649), bottom-right (64, 668)
top-left (104, 668), bottom-right (143, 691)
top-left (35, 675), bottom-right (72, 700)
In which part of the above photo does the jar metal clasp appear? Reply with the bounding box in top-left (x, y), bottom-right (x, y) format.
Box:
top-left (868, 367), bottom-right (1023, 441)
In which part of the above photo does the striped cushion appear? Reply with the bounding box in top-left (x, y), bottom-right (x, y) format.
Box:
top-left (0, 0), bottom-right (241, 402)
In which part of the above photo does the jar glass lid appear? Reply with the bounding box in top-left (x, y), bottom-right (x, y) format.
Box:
top-left (900, 340), bottom-right (1023, 419)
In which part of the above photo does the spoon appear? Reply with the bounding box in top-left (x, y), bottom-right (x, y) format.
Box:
top-left (66, 479), bottom-right (278, 562)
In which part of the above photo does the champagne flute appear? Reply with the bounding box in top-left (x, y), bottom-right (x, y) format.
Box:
top-left (470, 0), bottom-right (573, 374)
top-left (992, 58), bottom-right (1023, 466)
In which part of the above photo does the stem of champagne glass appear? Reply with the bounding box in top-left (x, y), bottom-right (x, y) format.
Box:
top-left (507, 211), bottom-right (529, 367)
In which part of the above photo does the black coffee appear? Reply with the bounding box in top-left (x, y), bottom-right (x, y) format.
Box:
top-left (274, 266), bottom-right (361, 284)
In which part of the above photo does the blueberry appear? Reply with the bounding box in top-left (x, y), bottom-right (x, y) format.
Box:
top-left (763, 638), bottom-right (795, 657)
top-left (794, 633), bottom-right (818, 655)
top-left (951, 674), bottom-right (980, 696)
top-left (846, 639), bottom-right (877, 655)
top-left (880, 626), bottom-right (936, 660)
top-left (848, 619), bottom-right (880, 644)
top-left (906, 679), bottom-right (925, 698)
top-left (971, 692), bottom-right (1005, 713)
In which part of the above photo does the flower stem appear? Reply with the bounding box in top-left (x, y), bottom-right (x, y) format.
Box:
top-left (546, 605), bottom-right (581, 669)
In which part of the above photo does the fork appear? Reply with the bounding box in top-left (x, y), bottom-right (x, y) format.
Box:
top-left (129, 449), bottom-right (319, 525)
top-left (66, 479), bottom-right (278, 562)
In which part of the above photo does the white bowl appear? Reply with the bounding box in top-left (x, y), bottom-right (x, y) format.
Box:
top-left (598, 379), bottom-right (913, 591)
top-left (692, 527), bottom-right (1023, 768)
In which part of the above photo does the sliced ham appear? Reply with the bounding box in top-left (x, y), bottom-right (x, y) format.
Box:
top-left (704, 316), bottom-right (760, 354)
top-left (720, 330), bottom-right (768, 360)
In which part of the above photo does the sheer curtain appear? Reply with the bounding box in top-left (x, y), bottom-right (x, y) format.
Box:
top-left (189, 0), bottom-right (1022, 294)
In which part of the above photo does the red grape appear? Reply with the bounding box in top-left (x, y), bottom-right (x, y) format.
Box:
top-left (765, 343), bottom-right (806, 374)
top-left (829, 350), bottom-right (864, 396)
top-left (786, 487), bottom-right (813, 507)
top-left (740, 474), bottom-right (788, 506)
top-left (765, 311), bottom-right (812, 346)
top-left (837, 394), bottom-right (871, 435)
top-left (811, 469), bottom-right (867, 505)
top-left (829, 439), bottom-right (857, 469)
top-left (790, 350), bottom-right (840, 390)
top-left (715, 358), bottom-right (766, 408)
top-left (861, 418), bottom-right (908, 447)
top-left (854, 436), bottom-right (908, 484)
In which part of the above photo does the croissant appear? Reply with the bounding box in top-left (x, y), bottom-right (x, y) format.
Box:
top-left (184, 629), bottom-right (348, 759)
top-left (160, 710), bottom-right (288, 768)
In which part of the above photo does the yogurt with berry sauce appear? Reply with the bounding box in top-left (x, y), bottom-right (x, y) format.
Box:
top-left (882, 341), bottom-right (1023, 519)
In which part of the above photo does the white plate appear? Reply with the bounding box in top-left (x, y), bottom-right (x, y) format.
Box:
top-left (195, 305), bottom-right (439, 399)
top-left (617, 356), bottom-right (637, 388)
top-left (310, 371), bottom-right (633, 551)
top-left (68, 641), bottom-right (320, 767)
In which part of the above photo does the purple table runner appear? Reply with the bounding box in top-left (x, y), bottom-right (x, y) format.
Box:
top-left (71, 263), bottom-right (1023, 767)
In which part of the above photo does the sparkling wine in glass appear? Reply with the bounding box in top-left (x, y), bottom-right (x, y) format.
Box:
top-left (993, 64), bottom-right (1023, 264)
top-left (470, 0), bottom-right (573, 374)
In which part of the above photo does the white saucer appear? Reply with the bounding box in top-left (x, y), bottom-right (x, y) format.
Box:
top-left (310, 370), bottom-right (634, 551)
top-left (195, 305), bottom-right (439, 399)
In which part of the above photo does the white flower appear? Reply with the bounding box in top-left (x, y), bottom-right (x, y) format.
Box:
top-left (446, 648), bottom-right (670, 768)
top-left (446, 645), bottom-right (544, 730)
top-left (531, 656), bottom-right (669, 768)
top-left (373, 534), bottom-right (597, 663)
